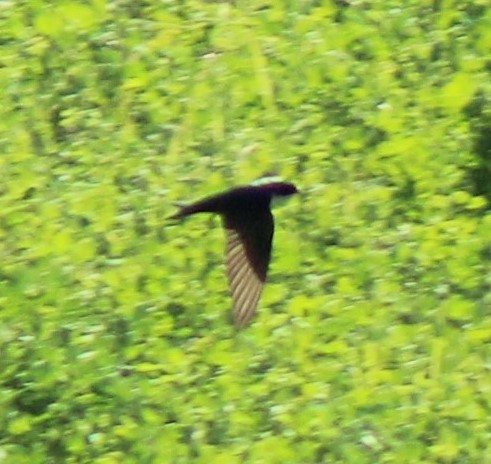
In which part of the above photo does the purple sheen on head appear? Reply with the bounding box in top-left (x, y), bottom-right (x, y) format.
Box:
top-left (250, 177), bottom-right (298, 197)
top-left (261, 182), bottom-right (298, 198)
top-left (273, 182), bottom-right (298, 196)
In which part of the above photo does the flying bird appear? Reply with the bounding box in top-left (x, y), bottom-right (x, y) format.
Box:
top-left (169, 177), bottom-right (298, 328)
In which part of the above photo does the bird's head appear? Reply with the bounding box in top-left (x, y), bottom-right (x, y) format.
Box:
top-left (250, 175), bottom-right (299, 200)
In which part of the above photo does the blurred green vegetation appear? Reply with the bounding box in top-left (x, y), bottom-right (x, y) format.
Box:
top-left (1, 1), bottom-right (491, 462)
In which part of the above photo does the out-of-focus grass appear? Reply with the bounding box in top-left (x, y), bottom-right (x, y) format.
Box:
top-left (1, 1), bottom-right (490, 463)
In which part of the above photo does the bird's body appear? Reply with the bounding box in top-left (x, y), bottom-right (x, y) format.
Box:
top-left (170, 178), bottom-right (298, 327)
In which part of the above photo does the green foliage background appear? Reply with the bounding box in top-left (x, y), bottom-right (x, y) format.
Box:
top-left (1, 1), bottom-right (491, 462)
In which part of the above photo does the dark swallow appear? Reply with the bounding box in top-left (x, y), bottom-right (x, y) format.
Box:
top-left (169, 177), bottom-right (298, 328)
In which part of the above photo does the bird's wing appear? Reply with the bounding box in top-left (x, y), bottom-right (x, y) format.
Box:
top-left (223, 209), bottom-right (274, 327)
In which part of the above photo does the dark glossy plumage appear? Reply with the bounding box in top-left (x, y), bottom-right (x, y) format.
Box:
top-left (169, 179), bottom-right (298, 327)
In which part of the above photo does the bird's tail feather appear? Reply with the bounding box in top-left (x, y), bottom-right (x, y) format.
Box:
top-left (167, 202), bottom-right (190, 221)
